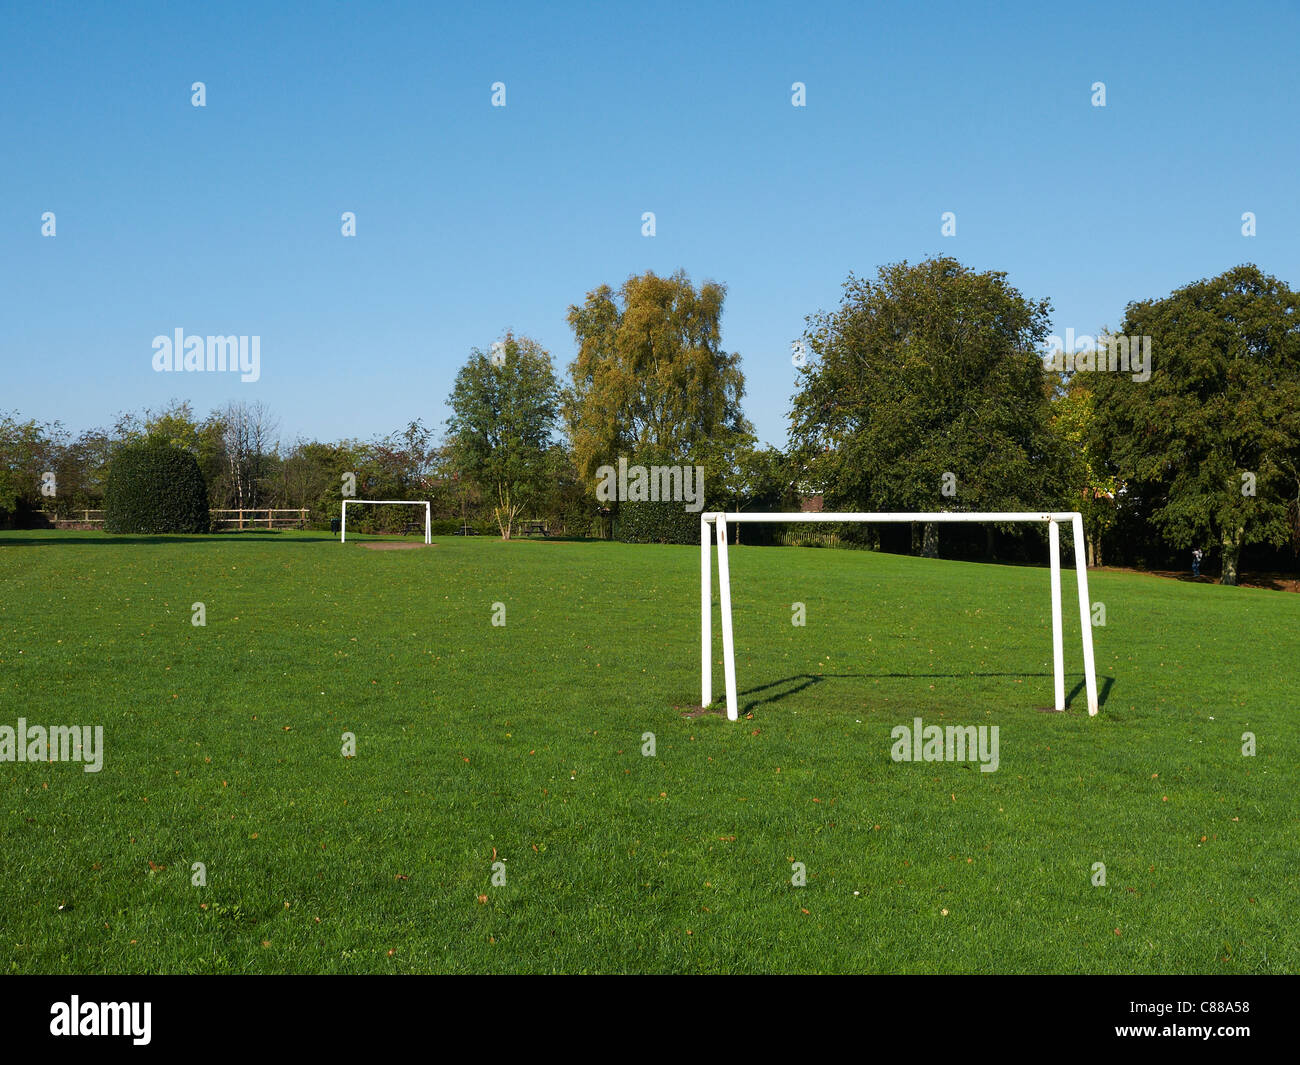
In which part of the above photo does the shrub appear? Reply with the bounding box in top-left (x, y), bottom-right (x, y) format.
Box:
top-left (104, 439), bottom-right (209, 534)
top-left (613, 500), bottom-right (702, 544)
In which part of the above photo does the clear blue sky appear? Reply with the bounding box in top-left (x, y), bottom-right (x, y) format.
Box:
top-left (3, 0), bottom-right (1297, 449)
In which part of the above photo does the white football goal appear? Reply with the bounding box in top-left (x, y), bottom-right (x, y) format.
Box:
top-left (700, 511), bottom-right (1099, 721)
top-left (340, 499), bottom-right (431, 544)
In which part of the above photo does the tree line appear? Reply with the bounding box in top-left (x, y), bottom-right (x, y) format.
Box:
top-left (3, 259), bottom-right (1297, 583)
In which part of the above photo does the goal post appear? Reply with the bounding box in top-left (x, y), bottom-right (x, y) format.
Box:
top-left (700, 511), bottom-right (1099, 721)
top-left (340, 499), bottom-right (431, 544)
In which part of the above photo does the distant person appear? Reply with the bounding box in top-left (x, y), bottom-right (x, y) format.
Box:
top-left (1192, 547), bottom-right (1203, 577)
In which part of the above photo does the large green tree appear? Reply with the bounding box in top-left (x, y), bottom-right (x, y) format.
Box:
top-left (447, 332), bottom-right (560, 539)
top-left (1085, 264), bottom-right (1300, 585)
top-left (789, 257), bottom-right (1065, 556)
top-left (564, 270), bottom-right (753, 487)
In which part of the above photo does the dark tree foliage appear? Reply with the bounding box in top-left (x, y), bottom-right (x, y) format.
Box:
top-left (790, 257), bottom-right (1066, 555)
top-left (1085, 264), bottom-right (1300, 585)
top-left (104, 439), bottom-right (210, 534)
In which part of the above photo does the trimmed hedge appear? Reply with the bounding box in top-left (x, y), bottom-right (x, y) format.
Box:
top-left (104, 440), bottom-right (210, 534)
top-left (613, 500), bottom-right (702, 544)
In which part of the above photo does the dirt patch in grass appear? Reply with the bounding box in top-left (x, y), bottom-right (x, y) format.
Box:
top-left (677, 704), bottom-right (727, 719)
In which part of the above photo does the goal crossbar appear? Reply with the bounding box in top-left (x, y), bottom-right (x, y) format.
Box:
top-left (340, 499), bottom-right (431, 544)
top-left (700, 510), bottom-right (1099, 721)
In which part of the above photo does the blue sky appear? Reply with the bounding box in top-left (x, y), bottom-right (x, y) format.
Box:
top-left (3, 0), bottom-right (1297, 449)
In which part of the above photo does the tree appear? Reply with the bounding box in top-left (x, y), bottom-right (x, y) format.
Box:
top-left (217, 401), bottom-right (279, 509)
top-left (0, 414), bottom-right (58, 527)
top-left (541, 443), bottom-right (593, 536)
top-left (789, 257), bottom-right (1065, 557)
top-left (447, 332), bottom-right (559, 540)
top-left (564, 270), bottom-right (753, 485)
top-left (1051, 378), bottom-right (1118, 566)
top-left (51, 427), bottom-right (113, 516)
top-left (367, 419), bottom-right (436, 497)
top-left (1085, 265), bottom-right (1300, 585)
top-left (277, 439), bottom-right (358, 522)
top-left (716, 445), bottom-right (797, 545)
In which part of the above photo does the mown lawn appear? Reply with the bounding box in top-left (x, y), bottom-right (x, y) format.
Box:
top-left (0, 530), bottom-right (1295, 973)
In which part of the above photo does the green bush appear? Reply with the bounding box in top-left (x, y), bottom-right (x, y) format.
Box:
top-left (613, 500), bottom-right (702, 544)
top-left (104, 439), bottom-right (209, 534)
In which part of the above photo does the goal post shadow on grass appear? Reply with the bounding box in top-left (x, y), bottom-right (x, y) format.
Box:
top-left (701, 511), bottom-right (1101, 721)
top-left (730, 671), bottom-right (1115, 718)
top-left (340, 499), bottom-right (431, 544)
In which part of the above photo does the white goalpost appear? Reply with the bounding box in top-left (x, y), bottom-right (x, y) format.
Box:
top-left (340, 499), bottom-right (431, 544)
top-left (700, 511), bottom-right (1099, 721)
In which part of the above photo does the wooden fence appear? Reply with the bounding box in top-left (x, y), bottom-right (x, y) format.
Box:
top-left (38, 509), bottom-right (310, 531)
top-left (39, 509), bottom-right (106, 529)
top-left (209, 509), bottom-right (310, 531)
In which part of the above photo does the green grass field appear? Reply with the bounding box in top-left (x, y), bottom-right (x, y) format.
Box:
top-left (1, 530), bottom-right (1295, 973)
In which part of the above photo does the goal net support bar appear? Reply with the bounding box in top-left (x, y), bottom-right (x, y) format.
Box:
top-left (340, 499), bottom-right (431, 544)
top-left (700, 511), bottom-right (1099, 721)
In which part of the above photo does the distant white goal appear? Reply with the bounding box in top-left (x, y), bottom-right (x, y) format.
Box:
top-left (340, 499), bottom-right (431, 544)
top-left (700, 511), bottom-right (1099, 721)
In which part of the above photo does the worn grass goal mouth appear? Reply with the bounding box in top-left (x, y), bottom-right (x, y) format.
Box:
top-left (700, 511), bottom-right (1100, 722)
